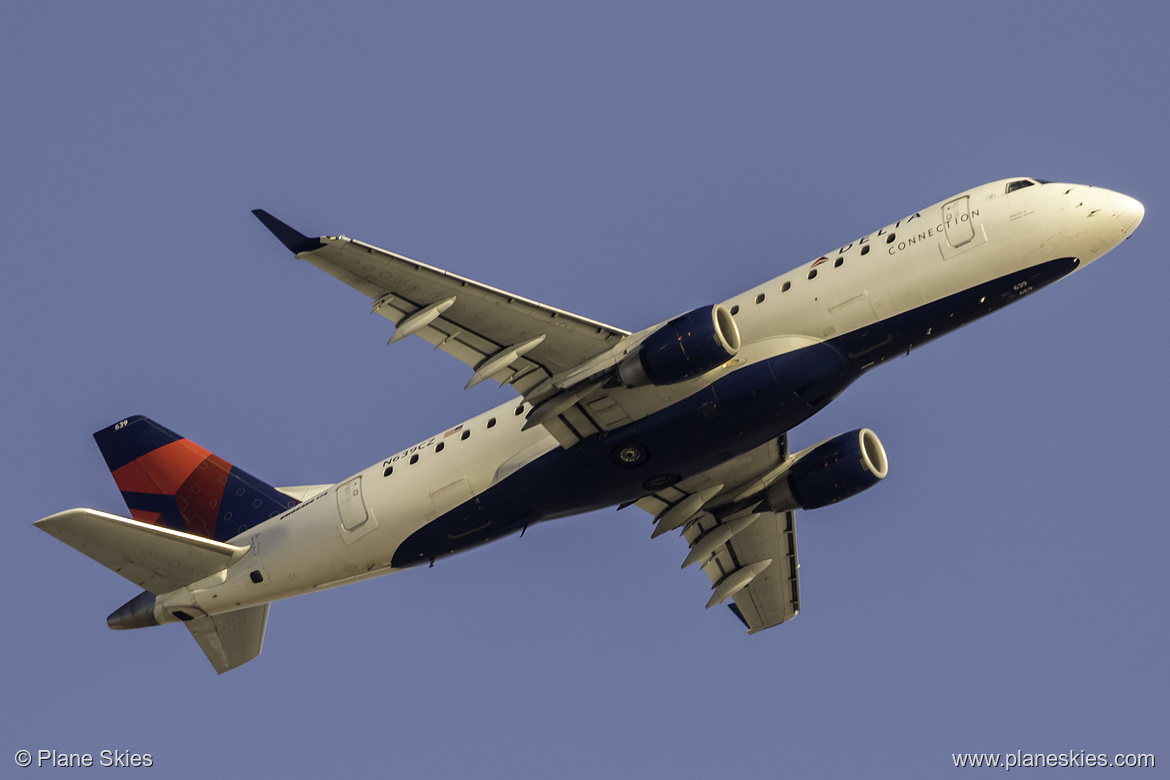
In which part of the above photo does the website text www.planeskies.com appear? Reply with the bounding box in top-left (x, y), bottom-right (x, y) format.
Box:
top-left (952, 750), bottom-right (1154, 770)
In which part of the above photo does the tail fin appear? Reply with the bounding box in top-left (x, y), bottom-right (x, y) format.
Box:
top-left (94, 416), bottom-right (297, 542)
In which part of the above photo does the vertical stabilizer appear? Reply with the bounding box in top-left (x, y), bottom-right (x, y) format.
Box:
top-left (94, 416), bottom-right (296, 542)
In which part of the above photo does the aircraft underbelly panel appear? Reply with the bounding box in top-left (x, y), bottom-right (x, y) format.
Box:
top-left (390, 344), bottom-right (857, 568)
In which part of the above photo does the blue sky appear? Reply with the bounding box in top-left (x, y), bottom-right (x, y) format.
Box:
top-left (4, 3), bottom-right (1166, 777)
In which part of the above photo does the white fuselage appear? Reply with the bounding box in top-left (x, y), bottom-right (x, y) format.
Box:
top-left (154, 179), bottom-right (1142, 621)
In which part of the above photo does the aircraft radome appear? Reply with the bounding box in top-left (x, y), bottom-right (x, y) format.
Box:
top-left (36, 178), bottom-right (1143, 672)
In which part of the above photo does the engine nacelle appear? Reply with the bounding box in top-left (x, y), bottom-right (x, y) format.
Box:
top-left (765, 428), bottom-right (889, 512)
top-left (618, 304), bottom-right (741, 387)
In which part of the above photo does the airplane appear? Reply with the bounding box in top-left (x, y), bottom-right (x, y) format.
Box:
top-left (35, 178), bottom-right (1144, 673)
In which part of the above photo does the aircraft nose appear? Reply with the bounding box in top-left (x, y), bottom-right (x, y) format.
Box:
top-left (1111, 192), bottom-right (1144, 236)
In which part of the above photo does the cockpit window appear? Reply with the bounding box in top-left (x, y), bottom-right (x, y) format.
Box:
top-left (1006, 179), bottom-right (1035, 193)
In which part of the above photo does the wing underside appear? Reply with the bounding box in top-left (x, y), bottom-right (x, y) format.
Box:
top-left (253, 212), bottom-right (637, 446)
top-left (636, 435), bottom-right (801, 631)
top-left (695, 508), bottom-right (799, 631)
top-left (303, 236), bottom-right (634, 445)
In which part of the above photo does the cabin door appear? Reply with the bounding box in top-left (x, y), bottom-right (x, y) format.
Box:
top-left (942, 196), bottom-right (975, 248)
top-left (336, 477), bottom-right (369, 531)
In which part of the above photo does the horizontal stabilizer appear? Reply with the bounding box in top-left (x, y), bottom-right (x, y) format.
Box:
top-left (276, 484), bottom-right (332, 502)
top-left (186, 604), bottom-right (269, 674)
top-left (35, 509), bottom-right (248, 594)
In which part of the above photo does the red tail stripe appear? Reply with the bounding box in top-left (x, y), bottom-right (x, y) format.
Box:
top-left (128, 509), bottom-right (163, 526)
top-left (173, 453), bottom-right (232, 538)
top-left (110, 439), bottom-right (214, 495)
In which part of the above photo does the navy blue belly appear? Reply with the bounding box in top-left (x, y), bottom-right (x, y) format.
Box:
top-left (390, 256), bottom-right (1079, 568)
top-left (390, 341), bottom-right (855, 567)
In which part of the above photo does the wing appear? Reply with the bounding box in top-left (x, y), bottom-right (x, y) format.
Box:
top-left (254, 211), bottom-right (635, 445)
top-left (635, 435), bottom-right (801, 632)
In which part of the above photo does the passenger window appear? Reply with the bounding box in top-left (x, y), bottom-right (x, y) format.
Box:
top-left (486, 418), bottom-right (496, 429)
top-left (781, 281), bottom-right (791, 292)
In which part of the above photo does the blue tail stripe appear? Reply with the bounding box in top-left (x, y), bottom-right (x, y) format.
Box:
top-left (94, 416), bottom-right (183, 472)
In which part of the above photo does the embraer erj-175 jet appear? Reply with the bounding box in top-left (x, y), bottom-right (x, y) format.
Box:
top-left (36, 178), bottom-right (1143, 672)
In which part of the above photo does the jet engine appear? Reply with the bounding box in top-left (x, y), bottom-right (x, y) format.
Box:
top-left (618, 304), bottom-right (741, 387)
top-left (764, 428), bottom-right (888, 512)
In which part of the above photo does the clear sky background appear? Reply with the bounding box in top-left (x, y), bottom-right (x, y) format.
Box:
top-left (4, 3), bottom-right (1165, 777)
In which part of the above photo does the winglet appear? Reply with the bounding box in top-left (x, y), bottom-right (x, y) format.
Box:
top-left (252, 209), bottom-right (325, 254)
